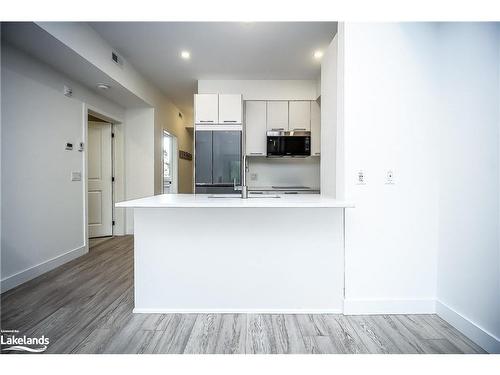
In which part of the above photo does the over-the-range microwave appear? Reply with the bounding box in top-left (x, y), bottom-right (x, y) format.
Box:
top-left (266, 130), bottom-right (311, 157)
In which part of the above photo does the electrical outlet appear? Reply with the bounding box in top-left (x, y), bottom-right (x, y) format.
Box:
top-left (385, 170), bottom-right (395, 184)
top-left (357, 170), bottom-right (366, 185)
top-left (250, 173), bottom-right (258, 181)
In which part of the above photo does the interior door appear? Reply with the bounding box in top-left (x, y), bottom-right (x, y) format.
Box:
top-left (88, 121), bottom-right (112, 238)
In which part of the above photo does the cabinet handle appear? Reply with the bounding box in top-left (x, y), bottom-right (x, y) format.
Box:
top-left (293, 128), bottom-right (306, 130)
top-left (271, 128), bottom-right (285, 131)
top-left (199, 120), bottom-right (214, 123)
top-left (223, 120), bottom-right (237, 123)
top-left (314, 152), bottom-right (320, 155)
top-left (249, 152), bottom-right (264, 155)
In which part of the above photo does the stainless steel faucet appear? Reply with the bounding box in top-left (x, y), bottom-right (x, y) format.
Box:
top-left (233, 178), bottom-right (248, 199)
top-left (233, 154), bottom-right (248, 199)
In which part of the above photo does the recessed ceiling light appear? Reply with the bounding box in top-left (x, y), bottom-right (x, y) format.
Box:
top-left (181, 50), bottom-right (191, 60)
top-left (96, 83), bottom-right (111, 90)
top-left (313, 50), bottom-right (324, 60)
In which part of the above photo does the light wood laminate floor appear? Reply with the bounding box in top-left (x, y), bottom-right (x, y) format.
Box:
top-left (1, 236), bottom-right (485, 354)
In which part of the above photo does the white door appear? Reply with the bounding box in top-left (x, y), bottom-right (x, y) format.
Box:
top-left (218, 94), bottom-right (242, 124)
top-left (266, 101), bottom-right (289, 130)
top-left (195, 94), bottom-right (218, 124)
top-left (88, 121), bottom-right (112, 238)
top-left (245, 101), bottom-right (267, 156)
top-left (289, 101), bottom-right (311, 131)
top-left (163, 131), bottom-right (178, 193)
top-left (311, 100), bottom-right (321, 156)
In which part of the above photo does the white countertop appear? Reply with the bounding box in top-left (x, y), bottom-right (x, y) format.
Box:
top-left (116, 194), bottom-right (354, 208)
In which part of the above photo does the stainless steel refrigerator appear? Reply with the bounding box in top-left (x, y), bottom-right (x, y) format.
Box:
top-left (195, 130), bottom-right (242, 194)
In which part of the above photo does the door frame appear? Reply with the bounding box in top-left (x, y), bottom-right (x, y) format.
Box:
top-left (162, 130), bottom-right (179, 194)
top-left (83, 105), bottom-right (124, 247)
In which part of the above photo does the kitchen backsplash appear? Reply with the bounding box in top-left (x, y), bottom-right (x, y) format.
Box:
top-left (246, 157), bottom-right (320, 189)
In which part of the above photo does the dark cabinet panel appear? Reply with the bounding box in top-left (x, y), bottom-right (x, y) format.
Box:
top-left (195, 131), bottom-right (213, 184)
top-left (212, 131), bottom-right (241, 185)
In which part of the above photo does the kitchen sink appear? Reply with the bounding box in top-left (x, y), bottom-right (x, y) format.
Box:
top-left (207, 194), bottom-right (281, 199)
top-left (248, 194), bottom-right (281, 198)
top-left (207, 194), bottom-right (242, 198)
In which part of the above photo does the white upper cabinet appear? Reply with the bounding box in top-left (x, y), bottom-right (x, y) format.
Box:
top-left (195, 94), bottom-right (218, 124)
top-left (245, 101), bottom-right (267, 156)
top-left (289, 101), bottom-right (311, 131)
top-left (311, 100), bottom-right (321, 156)
top-left (218, 94), bottom-right (242, 124)
top-left (266, 101), bottom-right (289, 130)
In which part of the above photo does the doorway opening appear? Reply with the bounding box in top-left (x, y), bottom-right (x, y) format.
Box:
top-left (87, 113), bottom-right (114, 241)
top-left (163, 130), bottom-right (178, 194)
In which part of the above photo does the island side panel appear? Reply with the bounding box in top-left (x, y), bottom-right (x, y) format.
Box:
top-left (133, 207), bottom-right (344, 313)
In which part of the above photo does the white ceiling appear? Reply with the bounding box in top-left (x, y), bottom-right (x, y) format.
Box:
top-left (89, 22), bottom-right (337, 119)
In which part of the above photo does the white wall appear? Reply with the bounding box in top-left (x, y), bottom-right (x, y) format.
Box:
top-left (342, 23), bottom-right (440, 314)
top-left (1, 44), bottom-right (125, 291)
top-left (247, 158), bottom-right (320, 189)
top-left (198, 80), bottom-right (318, 100)
top-left (124, 108), bottom-right (155, 234)
top-left (320, 35), bottom-right (338, 197)
top-left (435, 23), bottom-right (500, 354)
top-left (37, 22), bottom-right (193, 207)
top-left (341, 22), bottom-right (500, 353)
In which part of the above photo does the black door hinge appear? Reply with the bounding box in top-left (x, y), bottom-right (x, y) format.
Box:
top-left (111, 133), bottom-right (115, 138)
top-left (112, 220), bottom-right (115, 226)
top-left (112, 176), bottom-right (115, 182)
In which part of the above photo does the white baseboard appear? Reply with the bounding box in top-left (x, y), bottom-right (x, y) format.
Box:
top-left (133, 308), bottom-right (343, 314)
top-left (436, 300), bottom-right (500, 354)
top-left (343, 298), bottom-right (436, 315)
top-left (0, 245), bottom-right (88, 293)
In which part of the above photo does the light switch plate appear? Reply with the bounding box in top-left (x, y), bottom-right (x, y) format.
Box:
top-left (356, 170), bottom-right (366, 185)
top-left (71, 172), bottom-right (82, 181)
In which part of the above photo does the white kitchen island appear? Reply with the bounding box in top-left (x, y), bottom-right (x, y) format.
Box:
top-left (117, 194), bottom-right (354, 313)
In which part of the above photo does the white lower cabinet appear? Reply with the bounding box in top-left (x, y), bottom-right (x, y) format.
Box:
top-left (245, 101), bottom-right (267, 156)
top-left (311, 100), bottom-right (321, 156)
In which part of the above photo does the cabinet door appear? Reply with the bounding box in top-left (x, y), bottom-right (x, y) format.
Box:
top-left (195, 94), bottom-right (218, 124)
top-left (245, 101), bottom-right (267, 156)
top-left (266, 101), bottom-right (289, 130)
top-left (311, 100), bottom-right (321, 156)
top-left (218, 94), bottom-right (242, 124)
top-left (289, 101), bottom-right (311, 131)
